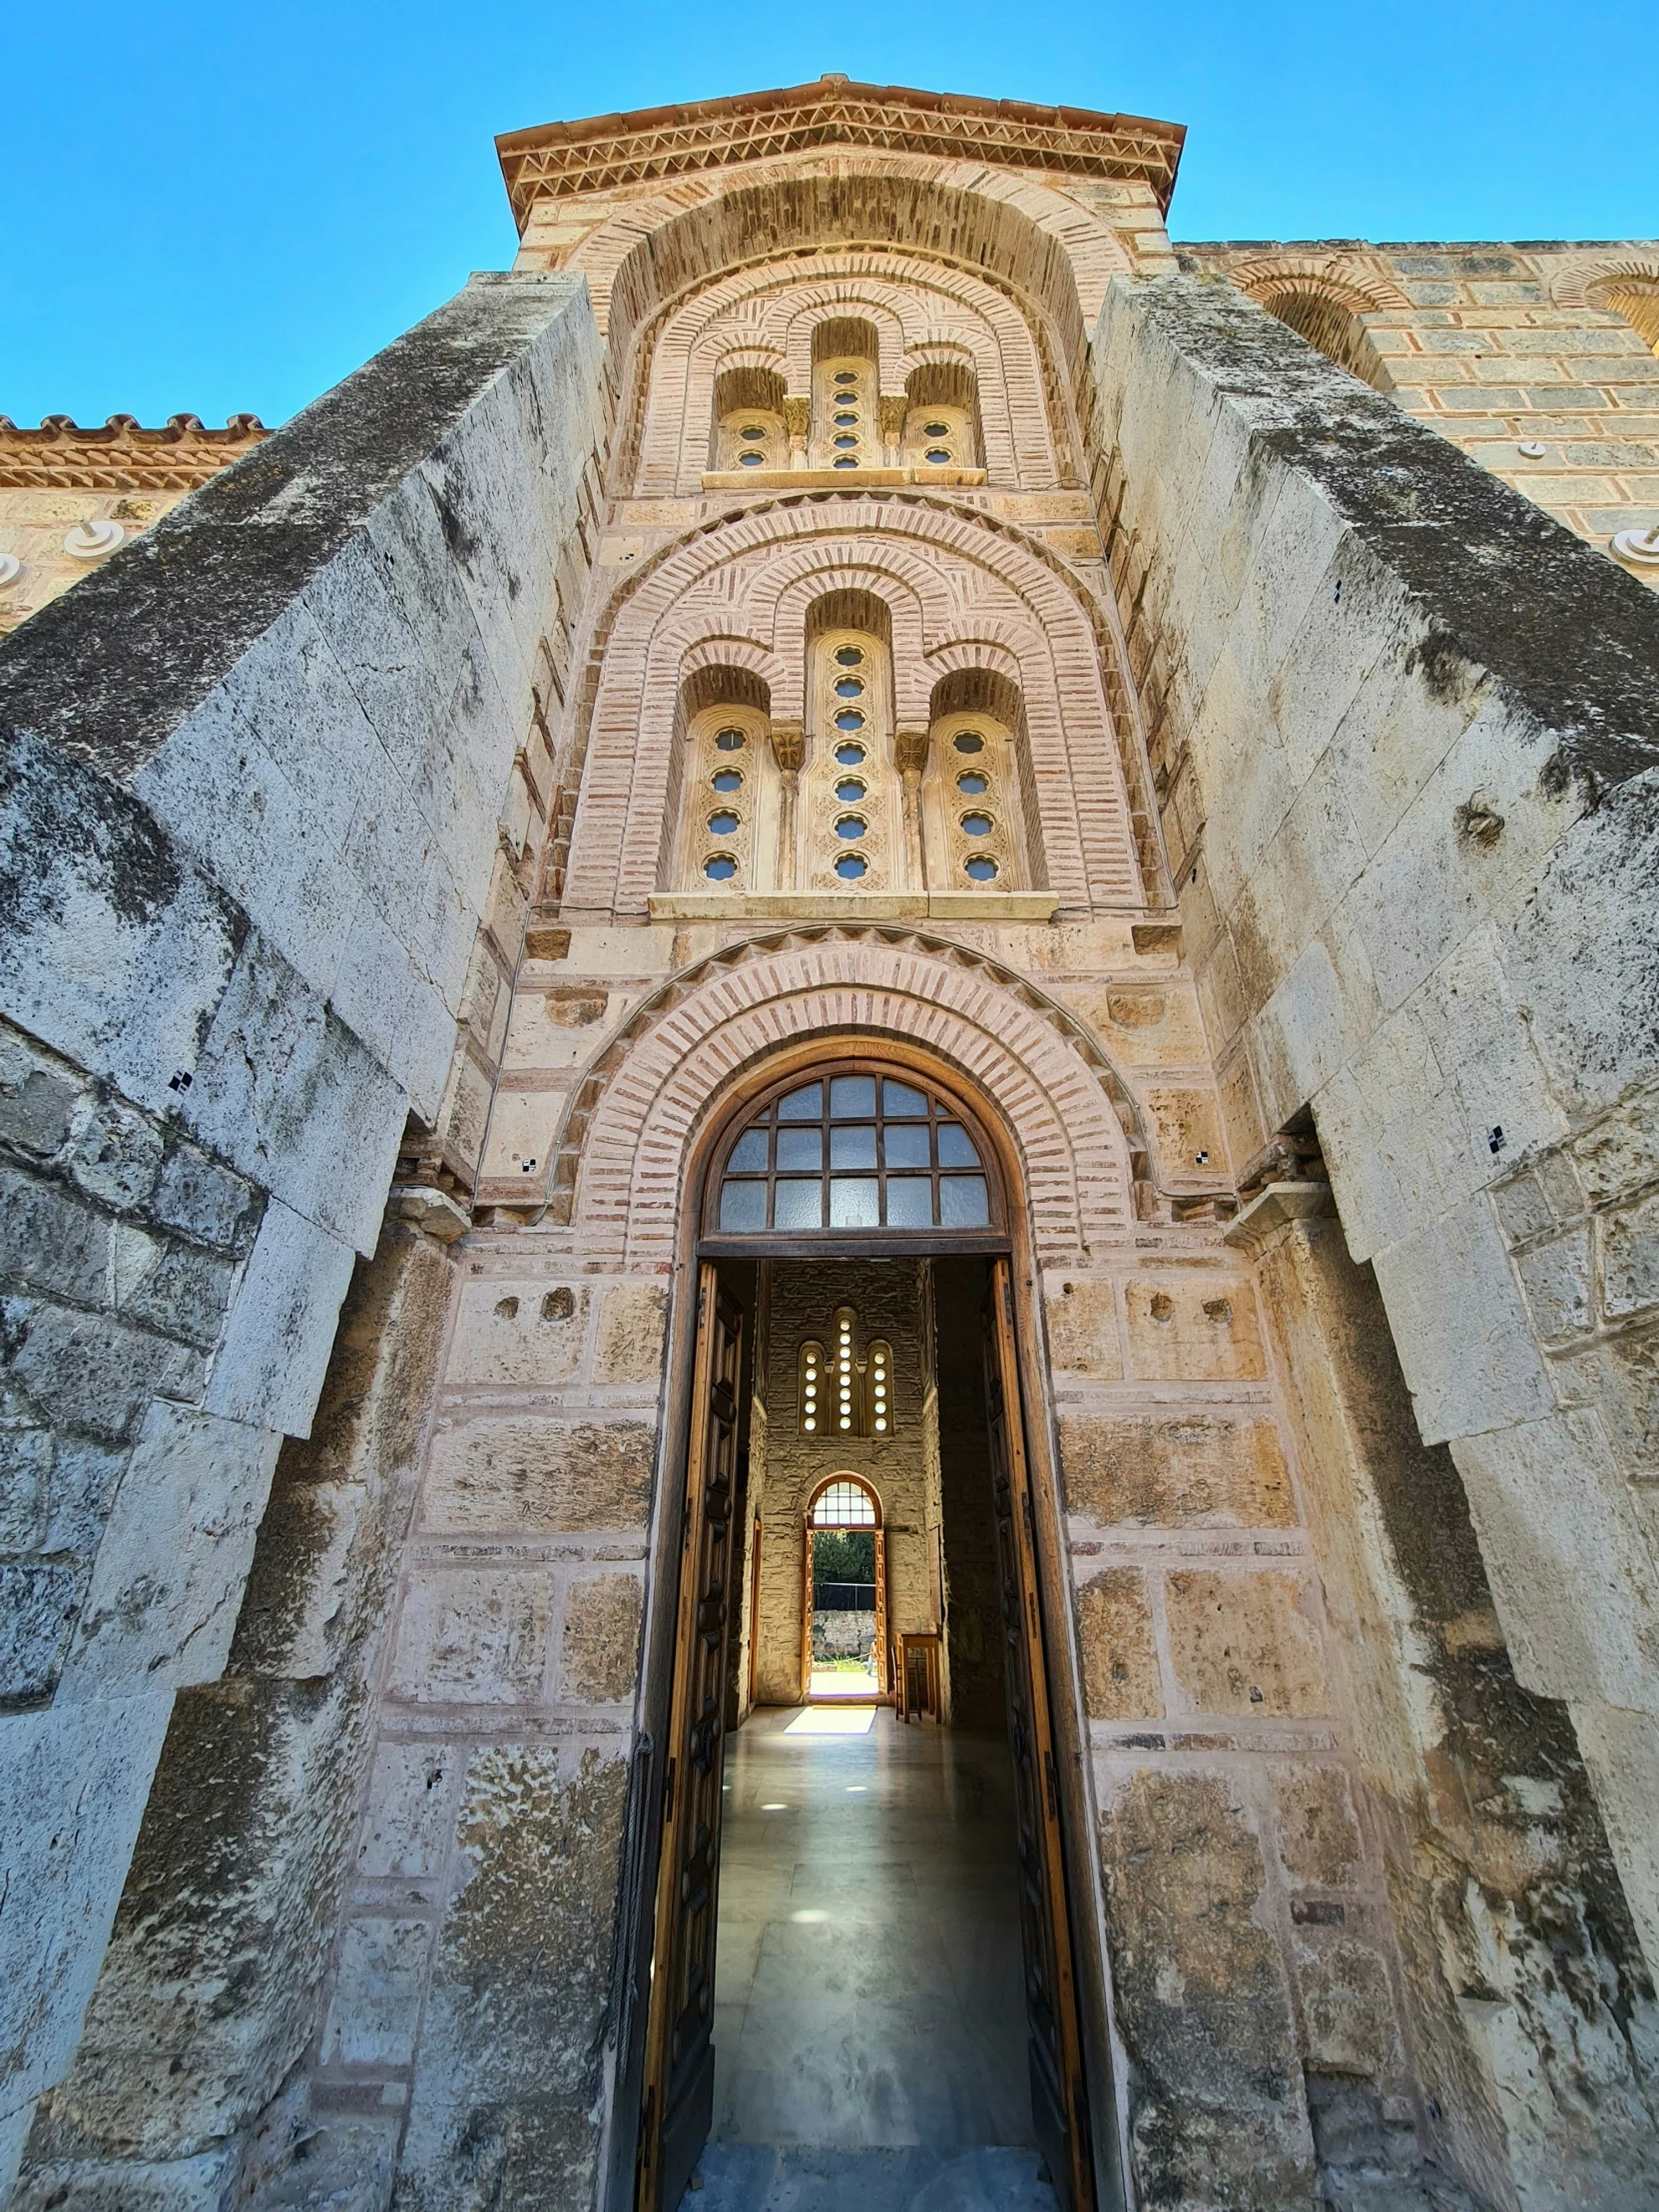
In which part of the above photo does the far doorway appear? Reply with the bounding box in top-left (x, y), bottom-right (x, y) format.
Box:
top-left (804, 1476), bottom-right (886, 1701)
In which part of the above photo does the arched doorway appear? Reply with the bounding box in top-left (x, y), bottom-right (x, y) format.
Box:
top-left (632, 1051), bottom-right (1098, 2212)
top-left (802, 1473), bottom-right (886, 1702)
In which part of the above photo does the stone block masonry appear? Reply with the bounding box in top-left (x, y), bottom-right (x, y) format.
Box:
top-left (0, 271), bottom-right (607, 2198)
top-left (1095, 268), bottom-right (1659, 2203)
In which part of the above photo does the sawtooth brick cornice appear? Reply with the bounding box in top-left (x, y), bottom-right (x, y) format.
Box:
top-left (496, 74), bottom-right (1185, 222)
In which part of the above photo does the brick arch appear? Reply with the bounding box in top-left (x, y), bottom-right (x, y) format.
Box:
top-left (636, 252), bottom-right (1052, 493)
top-left (577, 159), bottom-right (1115, 490)
top-left (1222, 254), bottom-right (1412, 316)
top-left (538, 930), bottom-right (1150, 1268)
top-left (1549, 251), bottom-right (1659, 308)
top-left (560, 497), bottom-right (1146, 914)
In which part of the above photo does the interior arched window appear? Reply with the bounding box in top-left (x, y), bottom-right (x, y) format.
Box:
top-left (710, 1068), bottom-right (997, 1237)
top-left (902, 361), bottom-right (983, 472)
top-left (810, 1477), bottom-right (879, 1526)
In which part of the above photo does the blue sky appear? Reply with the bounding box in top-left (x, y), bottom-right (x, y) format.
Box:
top-left (3, 0), bottom-right (1652, 429)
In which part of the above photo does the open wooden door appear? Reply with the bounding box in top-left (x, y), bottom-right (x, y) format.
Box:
top-left (637, 1265), bottom-right (743, 2212)
top-left (983, 1258), bottom-right (1095, 2212)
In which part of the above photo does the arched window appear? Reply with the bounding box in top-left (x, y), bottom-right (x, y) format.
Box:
top-left (810, 1476), bottom-right (879, 1527)
top-left (1257, 285), bottom-right (1392, 392)
top-left (713, 365), bottom-right (787, 472)
top-left (811, 317), bottom-right (880, 471)
top-left (673, 666), bottom-right (776, 893)
top-left (902, 361), bottom-right (983, 472)
top-left (709, 1066), bottom-right (999, 1240)
top-left (802, 590), bottom-right (899, 891)
top-left (920, 668), bottom-right (1039, 891)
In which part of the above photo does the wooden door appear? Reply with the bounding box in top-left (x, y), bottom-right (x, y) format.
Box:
top-left (983, 1259), bottom-right (1094, 2212)
top-left (637, 1266), bottom-right (743, 2212)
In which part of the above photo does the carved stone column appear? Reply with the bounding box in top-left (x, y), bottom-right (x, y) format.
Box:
top-left (771, 718), bottom-right (806, 888)
top-left (784, 395), bottom-right (811, 470)
top-left (895, 726), bottom-right (929, 889)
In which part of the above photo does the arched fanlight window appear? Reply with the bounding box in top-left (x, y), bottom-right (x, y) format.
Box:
top-left (710, 1067), bottom-right (998, 1239)
top-left (811, 1477), bottom-right (879, 1527)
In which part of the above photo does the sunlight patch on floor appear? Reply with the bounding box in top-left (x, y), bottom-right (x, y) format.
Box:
top-left (784, 1705), bottom-right (876, 1737)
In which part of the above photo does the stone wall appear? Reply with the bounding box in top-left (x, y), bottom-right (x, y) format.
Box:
top-left (1093, 269), bottom-right (1659, 2199)
top-left (1179, 240), bottom-right (1659, 588)
top-left (0, 271), bottom-right (606, 2203)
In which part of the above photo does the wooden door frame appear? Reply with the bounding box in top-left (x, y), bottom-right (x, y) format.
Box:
top-left (609, 1040), bottom-right (1129, 2212)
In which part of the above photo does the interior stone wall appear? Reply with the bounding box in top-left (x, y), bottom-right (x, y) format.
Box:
top-left (749, 1259), bottom-right (936, 1705)
top-left (0, 272), bottom-right (606, 2205)
top-left (933, 1258), bottom-right (1004, 1732)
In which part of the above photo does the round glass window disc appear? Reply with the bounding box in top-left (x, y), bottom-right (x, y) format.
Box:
top-left (739, 452), bottom-right (764, 466)
top-left (835, 743), bottom-right (865, 767)
top-left (713, 770), bottom-right (742, 793)
top-left (834, 646), bottom-right (863, 666)
top-left (956, 771), bottom-right (987, 795)
top-left (835, 779), bottom-right (866, 803)
top-left (716, 729), bottom-right (746, 752)
top-left (833, 369), bottom-right (857, 384)
top-left (960, 813), bottom-right (993, 837)
top-left (924, 421), bottom-right (950, 435)
top-left (953, 732), bottom-right (984, 755)
top-left (834, 677), bottom-right (863, 698)
top-left (834, 711), bottom-right (864, 732)
top-left (705, 854), bottom-right (737, 879)
top-left (925, 449), bottom-right (950, 463)
top-left (709, 812), bottom-right (740, 835)
top-left (964, 854), bottom-right (997, 881)
top-left (741, 424), bottom-right (766, 439)
top-left (832, 457), bottom-right (858, 469)
top-left (834, 816), bottom-right (866, 840)
top-left (834, 411), bottom-right (857, 426)
top-left (835, 852), bottom-right (867, 879)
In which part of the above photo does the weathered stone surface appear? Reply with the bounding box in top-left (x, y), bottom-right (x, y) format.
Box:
top-left (1292, 1933), bottom-right (1401, 2077)
top-left (1041, 1278), bottom-right (1123, 1377)
top-left (1165, 1570), bottom-right (1329, 1717)
top-left (1060, 1412), bottom-right (1295, 1526)
top-left (1099, 1768), bottom-right (1317, 2206)
top-left (354, 1742), bottom-right (462, 1880)
top-left (1124, 1279), bottom-right (1267, 1381)
top-left (446, 1278), bottom-right (590, 1387)
top-left (593, 1281), bottom-right (670, 1385)
top-left (1273, 1764), bottom-right (1362, 1888)
top-left (420, 1416), bottom-right (656, 1533)
top-left (0, 1694), bottom-right (174, 2116)
top-left (319, 1920), bottom-right (431, 2068)
top-left (58, 1404), bottom-right (280, 1700)
top-left (1076, 1567), bottom-right (1162, 1719)
top-left (559, 1572), bottom-right (643, 1703)
top-left (393, 1744), bottom-right (626, 2212)
top-left (389, 1570), bottom-right (555, 1704)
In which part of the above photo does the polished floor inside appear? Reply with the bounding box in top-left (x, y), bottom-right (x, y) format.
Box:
top-left (681, 1706), bottom-right (1058, 2212)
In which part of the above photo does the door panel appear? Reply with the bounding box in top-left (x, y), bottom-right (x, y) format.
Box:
top-left (638, 1266), bottom-right (743, 2212)
top-left (983, 1259), bottom-right (1094, 2212)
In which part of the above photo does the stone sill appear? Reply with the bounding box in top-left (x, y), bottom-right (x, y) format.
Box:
top-left (701, 466), bottom-right (988, 492)
top-left (648, 890), bottom-right (1060, 923)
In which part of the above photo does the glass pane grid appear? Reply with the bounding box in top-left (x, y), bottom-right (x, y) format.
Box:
top-left (715, 1071), bottom-right (993, 1236)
